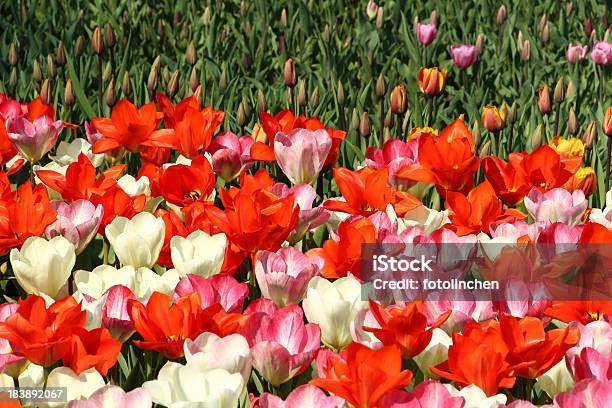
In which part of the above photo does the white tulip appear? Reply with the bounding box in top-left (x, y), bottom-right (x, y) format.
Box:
top-left (413, 328), bottom-right (452, 379)
top-left (10, 236), bottom-right (75, 298)
top-left (303, 275), bottom-right (368, 350)
top-left (45, 367), bottom-right (105, 408)
top-left (117, 175), bottom-right (151, 197)
top-left (170, 231), bottom-right (227, 277)
top-left (106, 212), bottom-right (165, 268)
top-left (133, 268), bottom-right (179, 300)
top-left (401, 205), bottom-right (450, 234)
top-left (143, 362), bottom-right (243, 408)
top-left (445, 384), bottom-right (507, 408)
top-left (184, 332), bottom-right (252, 382)
top-left (49, 138), bottom-right (104, 167)
top-left (536, 359), bottom-right (574, 398)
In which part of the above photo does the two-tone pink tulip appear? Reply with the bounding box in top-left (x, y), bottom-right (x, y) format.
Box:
top-left (566, 44), bottom-right (588, 64)
top-left (66, 385), bottom-right (152, 408)
top-left (591, 41), bottom-right (612, 66)
top-left (450, 44), bottom-right (478, 69)
top-left (273, 128), bottom-right (332, 185)
top-left (207, 131), bottom-right (253, 182)
top-left (172, 273), bottom-right (248, 313)
top-left (45, 199), bottom-right (104, 254)
top-left (524, 188), bottom-right (588, 227)
top-left (6, 114), bottom-right (63, 163)
top-left (257, 384), bottom-right (345, 407)
top-left (416, 23), bottom-right (437, 45)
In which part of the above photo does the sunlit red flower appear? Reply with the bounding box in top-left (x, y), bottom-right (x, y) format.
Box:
top-left (61, 327), bottom-right (122, 375)
top-left (545, 301), bottom-right (612, 325)
top-left (89, 184), bottom-right (146, 234)
top-left (159, 156), bottom-right (216, 206)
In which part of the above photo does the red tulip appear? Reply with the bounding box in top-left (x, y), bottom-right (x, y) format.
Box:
top-left (61, 327), bottom-right (122, 375)
top-left (159, 156), bottom-right (216, 206)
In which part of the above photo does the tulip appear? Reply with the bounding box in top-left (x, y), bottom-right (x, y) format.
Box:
top-left (603, 106), bottom-right (612, 137)
top-left (566, 44), bottom-right (588, 64)
top-left (537, 359), bottom-right (575, 398)
top-left (564, 167), bottom-right (596, 196)
top-left (184, 332), bottom-right (252, 382)
top-left (67, 385), bottom-right (152, 408)
top-left (366, 0), bottom-right (378, 19)
top-left (553, 379), bottom-right (612, 406)
top-left (207, 131), bottom-right (253, 182)
top-left (170, 230), bottom-right (227, 277)
top-left (303, 275), bottom-right (367, 350)
top-left (10, 236), bottom-right (75, 297)
top-left (445, 384), bottom-right (507, 408)
top-left (6, 115), bottom-right (64, 163)
top-left (0, 303), bottom-right (24, 375)
top-left (567, 347), bottom-right (612, 382)
top-left (417, 67), bottom-right (447, 96)
top-left (591, 41), bottom-right (612, 65)
top-left (242, 305), bottom-right (320, 386)
top-left (416, 23), bottom-right (437, 45)
top-left (101, 285), bottom-right (136, 342)
top-left (283, 58), bottom-right (297, 88)
top-left (259, 384), bottom-right (345, 408)
top-left (538, 85), bottom-right (552, 114)
top-left (481, 105), bottom-right (506, 132)
top-left (390, 84), bottom-right (408, 115)
top-left (143, 362), bottom-right (244, 407)
top-left (570, 319), bottom-right (612, 355)
top-left (105, 212), bottom-right (165, 268)
top-left (117, 174), bottom-right (151, 196)
top-left (50, 138), bottom-right (104, 167)
top-left (379, 381), bottom-right (465, 408)
top-left (524, 187), bottom-right (588, 226)
top-left (255, 247), bottom-right (323, 307)
top-left (413, 328), bottom-right (452, 379)
top-left (273, 128), bottom-right (332, 185)
top-left (172, 274), bottom-right (248, 313)
top-left (450, 44), bottom-right (477, 69)
top-left (46, 367), bottom-right (105, 408)
top-left (45, 200), bottom-right (103, 255)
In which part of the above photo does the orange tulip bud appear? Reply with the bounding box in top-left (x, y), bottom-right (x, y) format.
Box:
top-left (416, 67), bottom-right (447, 96)
top-left (538, 85), bottom-right (551, 114)
top-left (481, 105), bottom-right (506, 132)
top-left (603, 106), bottom-right (612, 137)
top-left (390, 84), bottom-right (408, 115)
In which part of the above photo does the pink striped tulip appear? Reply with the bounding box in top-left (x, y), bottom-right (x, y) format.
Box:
top-left (7, 115), bottom-right (63, 163)
top-left (567, 347), bottom-right (612, 382)
top-left (102, 285), bottom-right (136, 342)
top-left (591, 41), bottom-right (612, 66)
top-left (258, 384), bottom-right (345, 408)
top-left (378, 381), bottom-right (464, 408)
top-left (273, 128), bottom-right (332, 185)
top-left (173, 273), bottom-right (248, 313)
top-left (45, 200), bottom-right (104, 254)
top-left (208, 131), bottom-right (254, 182)
top-left (553, 379), bottom-right (612, 406)
top-left (416, 23), bottom-right (437, 45)
top-left (566, 44), bottom-right (588, 64)
top-left (450, 44), bottom-right (477, 69)
top-left (524, 188), bottom-right (588, 227)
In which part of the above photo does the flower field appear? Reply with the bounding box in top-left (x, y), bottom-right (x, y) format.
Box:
top-left (0, 0), bottom-right (611, 407)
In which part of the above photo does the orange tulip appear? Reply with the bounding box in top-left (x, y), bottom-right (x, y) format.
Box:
top-left (564, 167), bottom-right (596, 196)
top-left (538, 85), bottom-right (551, 114)
top-left (311, 343), bottom-right (413, 408)
top-left (417, 67), bottom-right (447, 96)
top-left (603, 106), bottom-right (612, 137)
top-left (445, 180), bottom-right (526, 235)
top-left (544, 301), bottom-right (612, 325)
top-left (481, 156), bottom-right (530, 206)
top-left (481, 104), bottom-right (507, 132)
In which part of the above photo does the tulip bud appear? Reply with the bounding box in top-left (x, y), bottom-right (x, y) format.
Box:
top-left (283, 58), bottom-right (297, 88)
top-left (472, 120), bottom-right (481, 146)
top-left (55, 41), bottom-right (66, 67)
top-left (376, 7), bottom-right (384, 28)
top-left (479, 139), bottom-right (492, 156)
top-left (350, 108), bottom-right (360, 130)
top-left (416, 67), bottom-right (447, 96)
top-left (605, 28), bottom-right (610, 43)
top-left (582, 120), bottom-right (597, 148)
top-left (310, 86), bottom-right (319, 110)
top-left (47, 54), bottom-right (56, 79)
top-left (9, 67), bottom-right (17, 89)
top-left (105, 79), bottom-right (116, 108)
top-left (202, 7), bottom-right (211, 24)
top-left (375, 72), bottom-right (386, 99)
top-left (239, 1), bottom-right (246, 16)
top-left (366, 1), bottom-right (378, 20)
top-left (496, 5), bottom-right (506, 24)
top-left (244, 22), bottom-right (252, 39)
top-left (584, 18), bottom-right (593, 37)
top-left (390, 84), bottom-right (408, 115)
top-left (91, 26), bottom-right (104, 55)
top-left (40, 79), bottom-right (52, 105)
top-left (538, 85), bottom-right (551, 114)
top-left (121, 72), bottom-right (132, 98)
top-left (520, 40), bottom-right (531, 61)
top-left (539, 14), bottom-right (548, 32)
top-left (280, 8), bottom-right (287, 27)
top-left (185, 40), bottom-right (196, 66)
top-left (475, 34), bottom-right (484, 54)
top-left (64, 79), bottom-right (75, 106)
top-left (104, 22), bottom-right (116, 49)
top-left (429, 10), bottom-right (438, 25)
top-left (166, 69), bottom-right (180, 98)
top-left (236, 101), bottom-right (247, 127)
top-left (189, 66), bottom-right (199, 92)
top-left (554, 76), bottom-right (565, 103)
top-left (530, 124), bottom-right (543, 150)
top-left (8, 43), bottom-right (17, 66)
top-left (603, 107), bottom-right (612, 137)
top-left (103, 61), bottom-right (112, 82)
top-left (384, 107), bottom-right (394, 128)
top-left (481, 105), bottom-right (506, 132)
top-left (257, 89), bottom-right (267, 112)
top-left (297, 80), bottom-right (308, 108)
top-left (359, 111), bottom-right (371, 138)
top-left (567, 106), bottom-right (579, 135)
top-left (517, 31), bottom-right (524, 49)
top-left (32, 59), bottom-right (42, 83)
top-left (566, 80), bottom-right (576, 99)
top-left (322, 24), bottom-right (330, 43)
top-left (337, 80), bottom-right (345, 105)
top-left (219, 66), bottom-right (228, 91)
top-left (147, 62), bottom-right (158, 92)
top-left (541, 23), bottom-right (550, 43)
top-left (565, 2), bottom-right (573, 17)
top-left (507, 101), bottom-right (518, 124)
top-left (74, 36), bottom-right (84, 57)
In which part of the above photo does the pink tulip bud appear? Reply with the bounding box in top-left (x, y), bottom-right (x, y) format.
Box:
top-left (273, 128), bottom-right (332, 185)
top-left (45, 199), bottom-right (104, 254)
top-left (6, 115), bottom-right (63, 163)
top-left (416, 22), bottom-right (437, 45)
top-left (566, 44), bottom-right (589, 64)
top-left (450, 44), bottom-right (478, 69)
top-left (591, 41), bottom-right (612, 66)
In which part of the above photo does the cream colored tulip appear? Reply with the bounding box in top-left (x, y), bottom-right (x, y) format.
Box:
top-left (170, 230), bottom-right (227, 277)
top-left (45, 367), bottom-right (105, 408)
top-left (413, 328), bottom-right (452, 379)
top-left (105, 212), bottom-right (165, 268)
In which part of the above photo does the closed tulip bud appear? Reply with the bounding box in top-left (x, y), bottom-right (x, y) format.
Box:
top-left (584, 18), bottom-right (593, 37)
top-left (309, 86), bottom-right (319, 110)
top-left (384, 107), bottom-right (394, 128)
top-left (322, 24), bottom-right (330, 43)
top-left (74, 36), bottom-right (84, 57)
top-left (582, 120), bottom-right (597, 148)
top-left (376, 7), bottom-right (384, 28)
top-left (257, 89), bottom-right (267, 112)
top-left (565, 2), bottom-right (573, 16)
top-left (517, 31), bottom-right (524, 49)
top-left (297, 80), bottom-right (308, 108)
top-left (603, 107), bottom-right (612, 137)
top-left (520, 40), bottom-right (531, 60)
top-left (479, 139), bottom-right (491, 156)
top-left (244, 22), bottom-right (252, 38)
top-left (202, 7), bottom-right (211, 24)
top-left (530, 124), bottom-right (543, 149)
top-left (375, 72), bottom-right (386, 98)
top-left (566, 80), bottom-right (576, 99)
top-left (496, 4), bottom-right (506, 24)
top-left (366, 1), bottom-right (378, 20)
top-left (64, 79), bottom-right (75, 106)
top-left (121, 71), bottom-right (132, 97)
top-left (189, 66), bottom-right (199, 92)
top-left (8, 43), bottom-right (17, 66)
top-left (236, 102), bottom-right (247, 127)
top-left (146, 64), bottom-right (158, 92)
top-left (539, 14), bottom-right (548, 31)
top-left (472, 120), bottom-right (481, 146)
top-left (241, 97), bottom-right (251, 121)
top-left (359, 111), bottom-right (371, 137)
top-left (9, 67), bottom-right (17, 88)
top-left (47, 54), bottom-right (56, 79)
top-left (105, 79), bottom-right (116, 108)
top-left (475, 34), bottom-right (484, 54)
top-left (103, 61), bottom-right (112, 82)
top-left (416, 22), bottom-right (437, 46)
top-left (554, 76), bottom-right (565, 103)
top-left (280, 8), bottom-right (287, 27)
top-left (337, 80), bottom-right (345, 105)
top-left (541, 23), bottom-right (550, 43)
top-left (193, 85), bottom-right (203, 105)
top-left (219, 66), bottom-right (228, 91)
top-left (417, 67), bottom-right (447, 96)
top-left (40, 79), bottom-right (52, 105)
top-left (538, 85), bottom-right (551, 114)
top-left (430, 10), bottom-right (438, 25)
top-left (350, 108), bottom-right (360, 130)
top-left (55, 41), bottom-right (66, 67)
top-left (481, 105), bottom-right (506, 132)
top-left (605, 28), bottom-right (610, 43)
top-left (390, 84), bottom-right (408, 114)
top-left (567, 106), bottom-right (579, 135)
top-left (166, 69), bottom-right (180, 98)
top-left (104, 22), bottom-right (116, 48)
top-left (91, 26), bottom-right (104, 55)
top-left (32, 59), bottom-right (42, 83)
top-left (283, 58), bottom-right (297, 88)
top-left (185, 40), bottom-right (196, 65)
top-left (507, 101), bottom-right (518, 124)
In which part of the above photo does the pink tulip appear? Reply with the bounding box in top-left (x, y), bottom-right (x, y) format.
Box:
top-left (84, 121), bottom-right (104, 146)
top-left (365, 139), bottom-right (420, 190)
top-left (424, 291), bottom-right (495, 332)
top-left (258, 384), bottom-right (345, 408)
top-left (207, 131), bottom-right (254, 182)
top-left (566, 44), bottom-right (588, 64)
top-left (45, 199), bottom-right (104, 254)
top-left (416, 23), bottom-right (437, 45)
top-left (450, 44), bottom-right (478, 69)
top-left (524, 188), bottom-right (588, 227)
top-left (66, 384), bottom-right (152, 408)
top-left (0, 96), bottom-right (24, 120)
top-left (489, 220), bottom-right (544, 242)
top-left (591, 41), bottom-right (612, 66)
top-left (0, 303), bottom-right (25, 373)
top-left (553, 379), bottom-right (612, 407)
top-left (569, 320), bottom-right (612, 355)
top-left (184, 332), bottom-right (252, 381)
top-left (245, 298), bottom-right (278, 315)
top-left (567, 347), bottom-right (612, 382)
top-left (255, 247), bottom-right (323, 307)
top-left (378, 381), bottom-right (464, 408)
top-left (242, 304), bottom-right (320, 386)
top-left (273, 128), bottom-right (332, 185)
top-left (172, 274), bottom-right (248, 313)
top-left (536, 222), bottom-right (582, 244)
top-left (102, 285), bottom-right (136, 342)
top-left (494, 279), bottom-right (552, 318)
top-left (269, 183), bottom-right (330, 243)
top-left (6, 115), bottom-right (63, 163)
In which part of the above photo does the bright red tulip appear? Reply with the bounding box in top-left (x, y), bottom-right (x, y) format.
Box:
top-left (159, 156), bottom-right (216, 206)
top-left (61, 327), bottom-right (122, 375)
top-left (544, 301), bottom-right (612, 325)
top-left (88, 184), bottom-right (146, 234)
